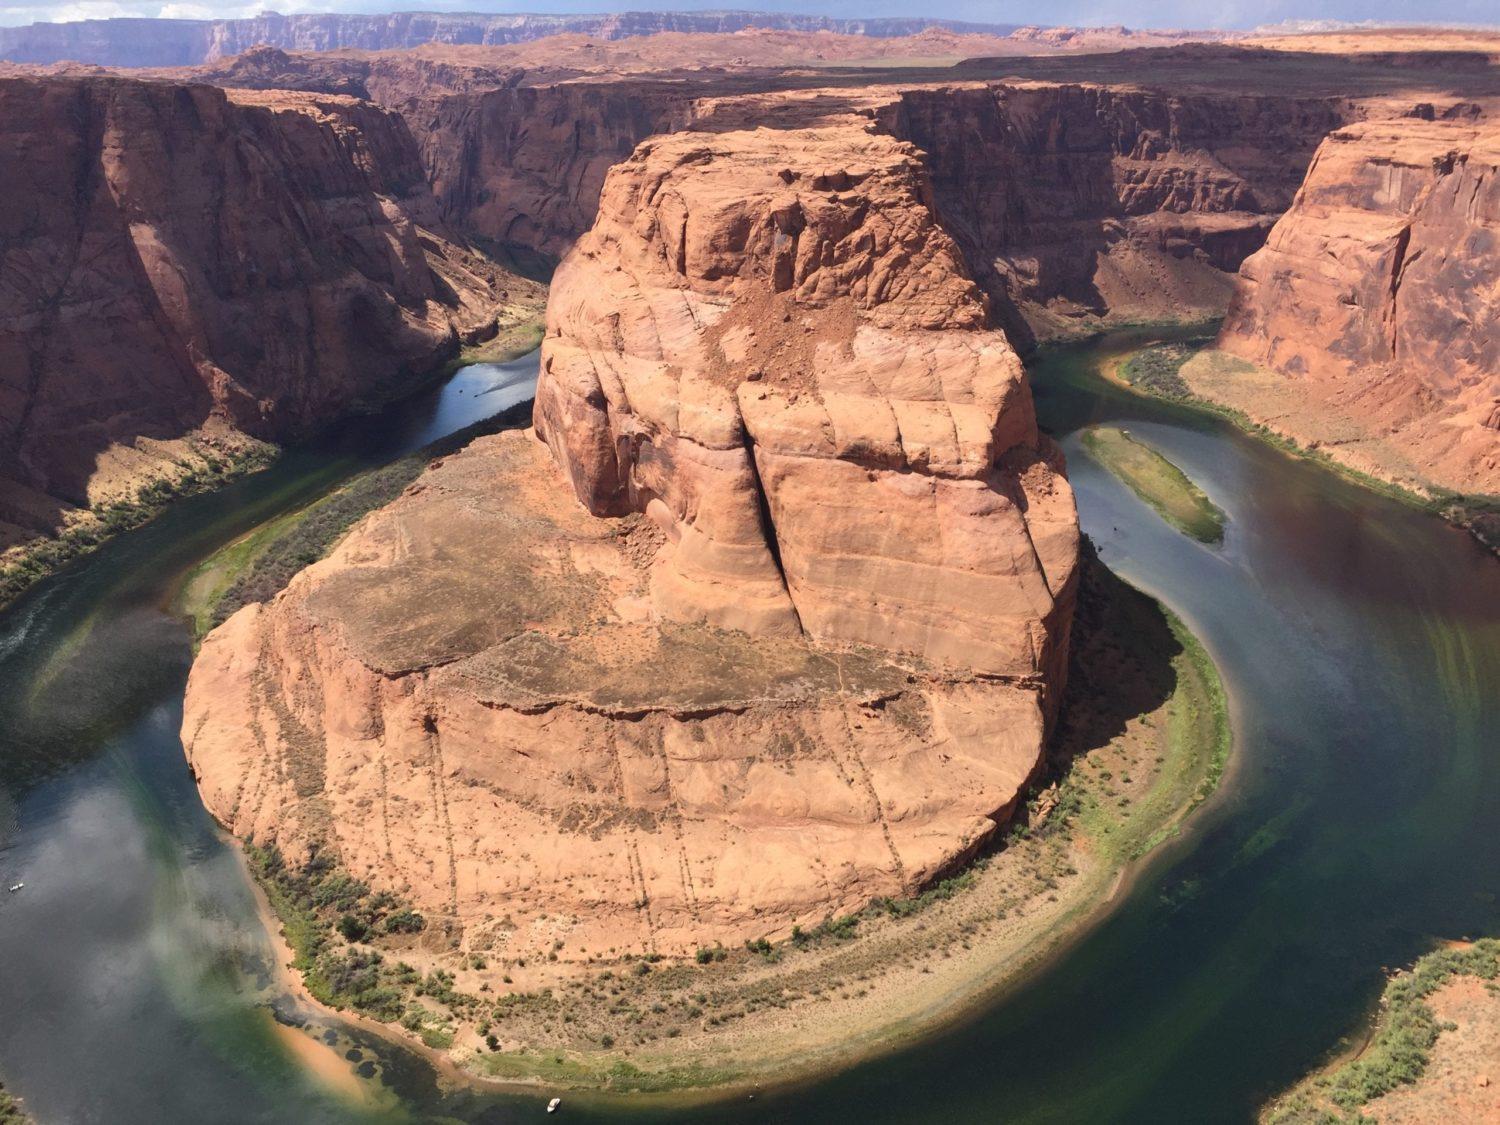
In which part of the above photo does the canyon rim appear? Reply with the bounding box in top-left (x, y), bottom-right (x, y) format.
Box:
top-left (0, 14), bottom-right (1497, 1120)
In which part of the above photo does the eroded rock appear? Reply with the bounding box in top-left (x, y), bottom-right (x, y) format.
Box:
top-left (1218, 117), bottom-right (1500, 495)
top-left (183, 118), bottom-right (1078, 960)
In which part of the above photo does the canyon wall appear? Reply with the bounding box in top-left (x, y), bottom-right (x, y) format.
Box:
top-left (0, 75), bottom-right (533, 548)
top-left (370, 72), bottom-right (1352, 339)
top-left (885, 84), bottom-right (1352, 344)
top-left (183, 116), bottom-right (1078, 961)
top-left (387, 80), bottom-right (695, 257)
top-left (1216, 116), bottom-right (1500, 496)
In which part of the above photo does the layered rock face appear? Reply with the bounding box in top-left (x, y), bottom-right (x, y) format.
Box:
top-left (396, 80), bottom-right (694, 257)
top-left (376, 74), bottom-right (1354, 338)
top-left (0, 75), bottom-right (530, 542)
top-left (535, 126), bottom-right (1077, 682)
top-left (184, 121), bottom-right (1078, 960)
top-left (885, 83), bottom-right (1352, 343)
top-left (1218, 117), bottom-right (1500, 494)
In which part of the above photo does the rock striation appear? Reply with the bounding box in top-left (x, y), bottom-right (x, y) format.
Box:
top-left (884, 83), bottom-right (1352, 345)
top-left (183, 120), bottom-right (1078, 961)
top-left (0, 75), bottom-right (536, 548)
top-left (1217, 116), bottom-right (1500, 495)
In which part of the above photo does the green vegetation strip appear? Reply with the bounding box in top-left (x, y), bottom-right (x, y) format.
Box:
top-left (0, 1081), bottom-right (30, 1124)
top-left (1266, 938), bottom-right (1500, 1123)
top-left (1082, 426), bottom-right (1227, 545)
top-left (1, 445), bottom-right (274, 610)
top-left (1117, 339), bottom-right (1500, 553)
top-left (247, 843), bottom-right (474, 1044)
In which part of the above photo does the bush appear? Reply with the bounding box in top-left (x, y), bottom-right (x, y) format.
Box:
top-left (383, 909), bottom-right (426, 934)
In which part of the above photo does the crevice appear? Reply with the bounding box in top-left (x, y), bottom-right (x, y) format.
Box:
top-left (739, 428), bottom-right (805, 636)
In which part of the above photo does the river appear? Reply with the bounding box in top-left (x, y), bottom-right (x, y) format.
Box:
top-left (1, 332), bottom-right (1497, 1123)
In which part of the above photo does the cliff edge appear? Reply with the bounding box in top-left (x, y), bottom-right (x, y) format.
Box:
top-left (183, 117), bottom-right (1078, 961)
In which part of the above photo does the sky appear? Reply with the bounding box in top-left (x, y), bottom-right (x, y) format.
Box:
top-left (1, 0), bottom-right (1498, 32)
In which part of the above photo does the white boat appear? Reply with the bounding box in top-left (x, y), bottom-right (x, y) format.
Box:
top-left (7, 883), bottom-right (22, 893)
top-left (546, 1097), bottom-right (561, 1114)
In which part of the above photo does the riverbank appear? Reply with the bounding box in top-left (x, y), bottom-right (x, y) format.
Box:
top-left (0, 439), bottom-right (276, 612)
top-left (1097, 333), bottom-right (1500, 553)
top-left (1, 316), bottom-right (548, 621)
top-left (237, 546), bottom-right (1231, 1099)
top-left (1263, 938), bottom-right (1500, 1123)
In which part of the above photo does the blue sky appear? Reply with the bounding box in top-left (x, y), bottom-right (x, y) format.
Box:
top-left (1, 0), bottom-right (1497, 31)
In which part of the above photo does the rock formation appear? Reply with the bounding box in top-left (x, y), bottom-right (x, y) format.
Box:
top-left (1217, 116), bottom-right (1500, 495)
top-left (183, 119), bottom-right (1078, 961)
top-left (0, 75), bottom-right (538, 550)
top-left (882, 83), bottom-right (1351, 344)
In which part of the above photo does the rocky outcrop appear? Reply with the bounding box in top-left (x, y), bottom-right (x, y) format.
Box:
top-left (884, 83), bottom-right (1352, 344)
top-left (0, 75), bottom-right (537, 546)
top-left (1217, 116), bottom-right (1500, 495)
top-left (183, 119), bottom-right (1078, 961)
top-left (535, 126), bottom-right (1076, 683)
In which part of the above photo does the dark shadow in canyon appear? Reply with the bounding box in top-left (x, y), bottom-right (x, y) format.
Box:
top-left (1048, 539), bottom-right (1183, 773)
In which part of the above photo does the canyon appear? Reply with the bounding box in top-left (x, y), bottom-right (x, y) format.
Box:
top-left (0, 20), bottom-right (1496, 1113)
top-left (173, 26), bottom-right (1500, 1040)
top-left (0, 74), bottom-right (542, 566)
top-left (182, 116), bottom-right (1079, 961)
top-left (8, 31), bottom-right (1496, 575)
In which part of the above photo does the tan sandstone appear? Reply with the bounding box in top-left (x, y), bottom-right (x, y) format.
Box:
top-left (183, 116), bottom-right (1078, 962)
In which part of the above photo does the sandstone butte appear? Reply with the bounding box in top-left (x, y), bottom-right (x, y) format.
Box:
top-left (1218, 115), bottom-right (1500, 496)
top-left (182, 117), bottom-right (1081, 961)
top-left (0, 75), bottom-right (541, 557)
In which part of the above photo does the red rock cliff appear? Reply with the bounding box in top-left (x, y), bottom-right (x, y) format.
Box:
top-left (1218, 116), bottom-right (1500, 495)
top-left (0, 75), bottom-right (532, 544)
top-left (884, 83), bottom-right (1351, 343)
top-left (183, 115), bottom-right (1078, 961)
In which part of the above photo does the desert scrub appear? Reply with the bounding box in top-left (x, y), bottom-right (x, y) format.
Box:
top-left (1118, 339), bottom-right (1216, 398)
top-left (0, 1081), bottom-right (30, 1124)
top-left (1082, 426), bottom-right (1227, 545)
top-left (1264, 938), bottom-right (1500, 1123)
top-left (191, 399), bottom-right (532, 634)
top-left (244, 842), bottom-right (466, 1025)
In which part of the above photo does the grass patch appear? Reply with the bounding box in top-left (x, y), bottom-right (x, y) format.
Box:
top-left (1082, 426), bottom-right (1227, 545)
top-left (1265, 938), bottom-right (1500, 1123)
